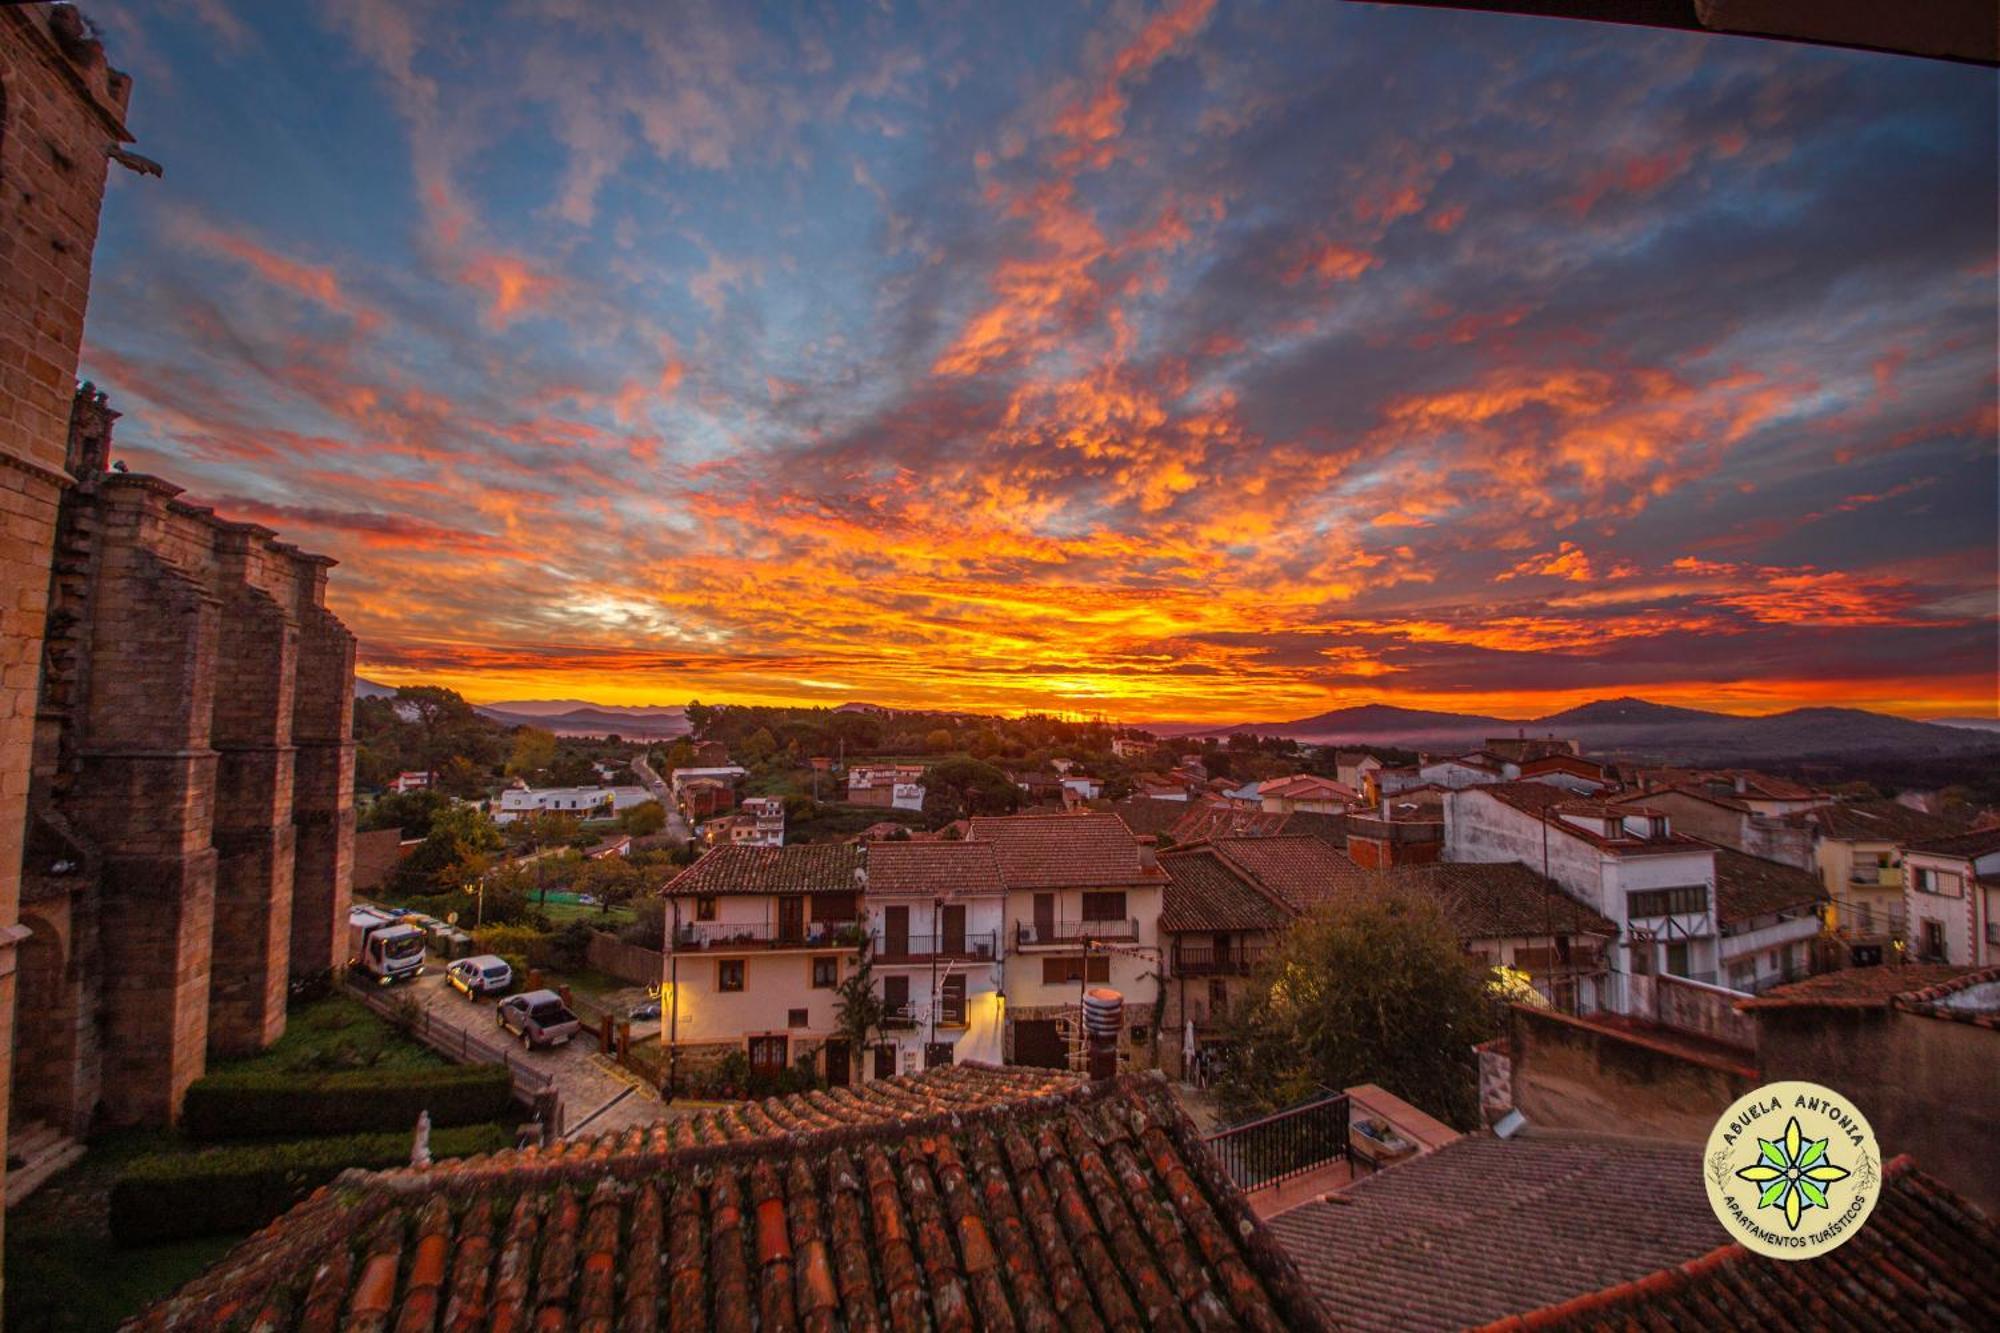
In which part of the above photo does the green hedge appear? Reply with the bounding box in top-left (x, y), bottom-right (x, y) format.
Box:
top-left (182, 1063), bottom-right (515, 1142)
top-left (110, 1124), bottom-right (514, 1245)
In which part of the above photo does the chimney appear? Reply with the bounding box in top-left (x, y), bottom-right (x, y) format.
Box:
top-left (1081, 988), bottom-right (1123, 1081)
top-left (1135, 834), bottom-right (1157, 870)
top-left (1734, 774), bottom-right (1748, 796)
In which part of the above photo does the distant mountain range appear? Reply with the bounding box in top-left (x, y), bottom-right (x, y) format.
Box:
top-left (1149, 696), bottom-right (2000, 764)
top-left (355, 679), bottom-right (691, 738)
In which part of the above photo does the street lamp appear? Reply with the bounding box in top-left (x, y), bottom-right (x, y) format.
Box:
top-left (465, 878), bottom-right (485, 929)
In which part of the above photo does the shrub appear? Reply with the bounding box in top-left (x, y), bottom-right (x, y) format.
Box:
top-left (473, 923), bottom-right (554, 965)
top-left (181, 1063), bottom-right (514, 1142)
top-left (111, 1123), bottom-right (513, 1244)
top-left (547, 921), bottom-right (595, 971)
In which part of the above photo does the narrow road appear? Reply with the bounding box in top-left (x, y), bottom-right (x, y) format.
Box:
top-left (631, 753), bottom-right (692, 843)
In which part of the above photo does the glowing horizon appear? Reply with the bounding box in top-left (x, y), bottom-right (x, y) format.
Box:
top-left (78, 2), bottom-right (1997, 728)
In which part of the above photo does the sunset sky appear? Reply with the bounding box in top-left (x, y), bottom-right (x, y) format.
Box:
top-left (77, 1), bottom-right (1997, 722)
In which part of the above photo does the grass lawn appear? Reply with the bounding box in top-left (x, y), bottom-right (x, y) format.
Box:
top-left (4, 1129), bottom-right (242, 1332)
top-left (535, 898), bottom-right (637, 927)
top-left (215, 993), bottom-right (444, 1075)
top-left (544, 965), bottom-right (639, 997)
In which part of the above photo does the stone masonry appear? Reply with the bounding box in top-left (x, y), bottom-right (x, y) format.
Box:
top-left (1, 1), bottom-right (139, 1286)
top-left (25, 389), bottom-right (357, 1127)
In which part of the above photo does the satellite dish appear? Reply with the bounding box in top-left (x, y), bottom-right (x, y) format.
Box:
top-left (446, 911), bottom-right (460, 925)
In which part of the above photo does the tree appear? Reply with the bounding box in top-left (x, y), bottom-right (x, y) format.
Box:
top-left (834, 943), bottom-right (885, 1057)
top-left (742, 727), bottom-right (779, 763)
top-left (1217, 885), bottom-right (1498, 1129)
top-left (925, 728), bottom-right (955, 752)
top-left (507, 727), bottom-right (559, 778)
top-left (358, 787), bottom-right (451, 838)
top-left (922, 757), bottom-right (1021, 823)
top-left (388, 803), bottom-right (505, 897)
top-left (435, 754), bottom-right (486, 800)
top-left (620, 800), bottom-right (667, 836)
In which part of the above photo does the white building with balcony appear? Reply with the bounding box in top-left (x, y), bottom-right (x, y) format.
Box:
top-left (1902, 826), bottom-right (2000, 966)
top-left (862, 841), bottom-right (1007, 1077)
top-left (967, 812), bottom-right (1166, 1071)
top-left (660, 843), bottom-right (867, 1086)
top-left (492, 783), bottom-right (652, 824)
top-left (1445, 783), bottom-right (1720, 1005)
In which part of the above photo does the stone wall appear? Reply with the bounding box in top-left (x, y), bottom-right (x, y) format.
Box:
top-left (19, 391), bottom-right (355, 1128)
top-left (1752, 1005), bottom-right (1998, 1215)
top-left (0, 2), bottom-right (137, 1274)
top-left (1508, 1005), bottom-right (1756, 1143)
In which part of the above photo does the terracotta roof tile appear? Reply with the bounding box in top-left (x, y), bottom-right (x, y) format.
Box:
top-left (1158, 847), bottom-right (1292, 933)
top-left (1735, 962), bottom-right (1996, 1009)
top-left (133, 1073), bottom-right (1330, 1333)
top-left (1106, 796), bottom-right (1186, 837)
top-left (1481, 1158), bottom-right (2000, 1331)
top-left (1267, 1134), bottom-right (1725, 1332)
top-left (864, 841), bottom-right (1006, 898)
top-left (1213, 835), bottom-right (1367, 914)
top-left (1778, 798), bottom-right (1975, 843)
top-left (1472, 784), bottom-right (1710, 857)
top-left (965, 813), bottom-right (1167, 890)
top-left (664, 844), bottom-right (865, 896)
top-left (1904, 824), bottom-right (2000, 858)
top-left (1390, 862), bottom-right (1618, 939)
top-left (1708, 845), bottom-right (1827, 924)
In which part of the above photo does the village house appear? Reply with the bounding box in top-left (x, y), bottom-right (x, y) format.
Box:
top-left (1394, 861), bottom-right (1620, 1011)
top-left (1446, 783), bottom-right (1720, 999)
top-left (1708, 844), bottom-right (1828, 993)
top-left (1514, 752), bottom-right (1614, 792)
top-left (1157, 844), bottom-right (1290, 1070)
top-left (1611, 780), bottom-right (1815, 870)
top-left (491, 783), bottom-right (650, 824)
top-left (1901, 826), bottom-right (2000, 965)
top-left (388, 769), bottom-right (433, 794)
top-left (863, 841), bottom-right (1006, 1077)
top-left (846, 762), bottom-right (925, 810)
top-left (1169, 802), bottom-right (1350, 848)
top-left (967, 813), bottom-right (1166, 1071)
top-left (736, 795), bottom-right (785, 846)
top-left (1783, 799), bottom-right (1971, 950)
top-left (1415, 751), bottom-right (1511, 790)
top-left (659, 844), bottom-right (866, 1086)
top-left (1334, 750), bottom-right (1383, 792)
top-left (1482, 734), bottom-right (1582, 764)
top-left (1635, 768), bottom-right (1828, 817)
top-left (1343, 790), bottom-right (1445, 867)
top-left (676, 775), bottom-right (736, 823)
top-left (1256, 773), bottom-right (1357, 814)
top-left (1109, 734), bottom-right (1156, 759)
top-left (1058, 773), bottom-right (1104, 801)
top-left (666, 763), bottom-right (748, 797)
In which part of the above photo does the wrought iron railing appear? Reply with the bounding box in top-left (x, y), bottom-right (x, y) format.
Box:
top-left (870, 931), bottom-right (998, 962)
top-left (674, 921), bottom-right (864, 951)
top-left (1203, 1091), bottom-right (1350, 1191)
top-left (1172, 943), bottom-right (1268, 976)
top-left (1015, 917), bottom-right (1139, 946)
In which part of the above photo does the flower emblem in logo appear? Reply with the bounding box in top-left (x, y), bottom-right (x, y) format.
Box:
top-left (1734, 1115), bottom-right (1851, 1230)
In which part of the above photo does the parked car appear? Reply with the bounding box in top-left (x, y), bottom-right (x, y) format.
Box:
top-left (496, 989), bottom-right (581, 1049)
top-left (576, 893), bottom-right (600, 907)
top-left (445, 954), bottom-right (514, 998)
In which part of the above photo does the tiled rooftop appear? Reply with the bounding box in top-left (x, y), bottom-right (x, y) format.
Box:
top-left (1779, 797), bottom-right (1974, 843)
top-left (965, 812), bottom-right (1167, 889)
top-left (1709, 845), bottom-right (1827, 924)
top-left (1266, 1134), bottom-right (1725, 1332)
top-left (1391, 861), bottom-right (1618, 940)
top-left (1903, 823), bottom-right (2000, 858)
top-left (863, 840), bottom-right (1006, 898)
top-left (1158, 846), bottom-right (1292, 933)
top-left (1213, 835), bottom-right (1366, 914)
top-left (1482, 1157), bottom-right (2000, 1331)
top-left (133, 1071), bottom-right (1330, 1333)
top-left (663, 843), bottom-right (865, 896)
top-left (1734, 962), bottom-right (1993, 1009)
top-left (1474, 784), bottom-right (1708, 856)
top-left (1106, 794), bottom-right (1187, 837)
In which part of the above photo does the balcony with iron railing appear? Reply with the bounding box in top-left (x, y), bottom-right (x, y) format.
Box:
top-left (1171, 943), bottom-right (1269, 976)
top-left (1849, 865), bottom-right (1903, 889)
top-left (1203, 1091), bottom-right (1351, 1193)
top-left (673, 920), bottom-right (864, 952)
top-left (869, 931), bottom-right (998, 964)
top-left (1015, 917), bottom-right (1139, 947)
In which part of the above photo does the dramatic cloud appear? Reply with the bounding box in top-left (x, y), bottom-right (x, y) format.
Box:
top-left (76, 1), bottom-right (1997, 719)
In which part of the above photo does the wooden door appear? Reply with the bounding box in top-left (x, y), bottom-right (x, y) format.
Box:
top-left (883, 904), bottom-right (910, 957)
top-left (874, 1043), bottom-right (897, 1079)
top-left (824, 1039), bottom-right (851, 1088)
top-left (941, 903), bottom-right (967, 955)
top-left (777, 895), bottom-right (806, 944)
top-left (1033, 894), bottom-right (1055, 943)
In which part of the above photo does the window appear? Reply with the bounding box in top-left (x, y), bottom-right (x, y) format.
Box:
top-left (717, 959), bottom-right (745, 992)
top-left (1081, 891), bottom-right (1126, 922)
top-left (695, 896), bottom-right (718, 922)
top-left (1914, 867), bottom-right (1962, 898)
top-left (748, 1035), bottom-right (788, 1075)
top-left (1627, 886), bottom-right (1707, 919)
top-left (787, 1008), bottom-right (809, 1029)
top-left (1042, 956), bottom-right (1110, 985)
top-left (810, 956), bottom-right (838, 989)
top-left (811, 891), bottom-right (859, 923)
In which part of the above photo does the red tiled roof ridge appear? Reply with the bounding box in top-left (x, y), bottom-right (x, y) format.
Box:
top-left (1736, 962), bottom-right (2000, 1010)
top-left (1473, 1155), bottom-right (1934, 1332)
